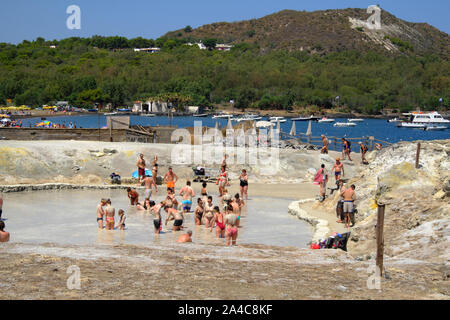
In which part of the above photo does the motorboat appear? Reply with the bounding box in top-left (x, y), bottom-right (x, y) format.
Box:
top-left (212, 113), bottom-right (233, 119)
top-left (348, 118), bottom-right (364, 122)
top-left (396, 122), bottom-right (426, 128)
top-left (233, 114), bottom-right (262, 122)
top-left (333, 122), bottom-right (357, 127)
top-left (193, 113), bottom-right (208, 117)
top-left (402, 111), bottom-right (450, 125)
top-left (292, 115), bottom-right (321, 121)
top-left (141, 113), bottom-right (156, 117)
top-left (388, 118), bottom-right (401, 123)
top-left (318, 117), bottom-right (335, 123)
top-left (269, 117), bottom-right (287, 123)
top-left (104, 112), bottom-right (118, 116)
top-left (255, 121), bottom-right (274, 128)
top-left (424, 125), bottom-right (447, 131)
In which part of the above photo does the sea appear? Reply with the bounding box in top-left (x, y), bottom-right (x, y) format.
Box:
top-left (19, 114), bottom-right (449, 150)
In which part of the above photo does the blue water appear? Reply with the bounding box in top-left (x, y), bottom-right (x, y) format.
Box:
top-left (20, 115), bottom-right (449, 150)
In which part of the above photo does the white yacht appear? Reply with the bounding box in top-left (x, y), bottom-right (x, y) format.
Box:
top-left (233, 114), bottom-right (262, 122)
top-left (269, 117), bottom-right (287, 123)
top-left (212, 113), bottom-right (233, 119)
top-left (397, 112), bottom-right (450, 128)
top-left (348, 118), bottom-right (364, 122)
top-left (334, 122), bottom-right (357, 127)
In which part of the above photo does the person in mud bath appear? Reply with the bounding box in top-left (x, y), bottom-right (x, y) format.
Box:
top-left (152, 155), bottom-right (158, 193)
top-left (164, 205), bottom-right (184, 231)
top-left (152, 201), bottom-right (165, 234)
top-left (213, 206), bottom-right (225, 238)
top-left (224, 205), bottom-right (238, 246)
top-left (115, 209), bottom-right (126, 230)
top-left (239, 169), bottom-right (249, 202)
top-left (137, 153), bottom-right (146, 183)
top-left (127, 187), bottom-right (139, 205)
top-left (177, 230), bottom-right (192, 243)
top-left (104, 199), bottom-right (115, 230)
top-left (96, 198), bottom-right (107, 229)
top-left (179, 180), bottom-right (196, 213)
top-left (194, 198), bottom-right (204, 226)
top-left (164, 167), bottom-right (178, 190)
top-left (143, 174), bottom-right (156, 200)
top-left (203, 196), bottom-right (215, 230)
top-left (0, 221), bottom-right (10, 242)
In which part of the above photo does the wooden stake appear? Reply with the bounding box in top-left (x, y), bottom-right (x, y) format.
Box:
top-left (376, 204), bottom-right (385, 277)
top-left (415, 142), bottom-right (421, 169)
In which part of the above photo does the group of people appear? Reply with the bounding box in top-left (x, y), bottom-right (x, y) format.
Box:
top-left (320, 135), bottom-right (380, 164)
top-left (100, 153), bottom-right (249, 246)
top-left (314, 157), bottom-right (356, 229)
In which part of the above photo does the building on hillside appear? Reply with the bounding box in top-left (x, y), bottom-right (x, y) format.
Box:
top-left (215, 44), bottom-right (233, 51)
top-left (133, 47), bottom-right (161, 53)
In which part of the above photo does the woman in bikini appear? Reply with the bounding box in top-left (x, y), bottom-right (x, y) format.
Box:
top-left (217, 165), bottom-right (228, 197)
top-left (203, 196), bottom-right (215, 230)
top-left (224, 205), bottom-right (238, 246)
top-left (213, 206), bottom-right (225, 238)
top-left (194, 198), bottom-right (204, 226)
top-left (239, 169), bottom-right (249, 201)
top-left (104, 199), bottom-right (115, 230)
top-left (152, 156), bottom-right (158, 193)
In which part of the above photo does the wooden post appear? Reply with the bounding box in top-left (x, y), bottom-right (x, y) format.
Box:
top-left (334, 137), bottom-right (337, 151)
top-left (415, 142), bottom-right (421, 169)
top-left (376, 204), bottom-right (385, 277)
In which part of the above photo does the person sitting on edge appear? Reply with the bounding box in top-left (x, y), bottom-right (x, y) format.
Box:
top-left (320, 134), bottom-right (329, 154)
top-left (0, 221), bottom-right (10, 242)
top-left (177, 230), bottom-right (193, 243)
top-left (358, 142), bottom-right (369, 164)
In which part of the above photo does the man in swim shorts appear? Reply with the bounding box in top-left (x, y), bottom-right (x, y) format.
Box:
top-left (96, 199), bottom-right (107, 229)
top-left (152, 201), bottom-right (164, 234)
top-left (164, 206), bottom-right (184, 231)
top-left (179, 180), bottom-right (195, 213)
top-left (137, 153), bottom-right (146, 183)
top-left (341, 184), bottom-right (356, 229)
top-left (164, 167), bottom-right (178, 189)
top-left (331, 158), bottom-right (344, 182)
top-left (127, 187), bottom-right (139, 205)
top-left (0, 221), bottom-right (10, 242)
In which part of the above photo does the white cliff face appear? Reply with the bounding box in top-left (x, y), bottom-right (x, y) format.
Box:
top-left (0, 140), bottom-right (360, 185)
top-left (338, 140), bottom-right (450, 264)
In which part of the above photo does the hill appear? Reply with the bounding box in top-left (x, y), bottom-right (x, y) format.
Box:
top-left (165, 8), bottom-right (449, 57)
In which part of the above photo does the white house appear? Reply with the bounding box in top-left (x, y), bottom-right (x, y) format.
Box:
top-left (133, 48), bottom-right (161, 53)
top-left (133, 100), bottom-right (171, 113)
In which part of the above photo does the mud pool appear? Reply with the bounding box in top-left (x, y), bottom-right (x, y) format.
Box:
top-left (1, 188), bottom-right (313, 248)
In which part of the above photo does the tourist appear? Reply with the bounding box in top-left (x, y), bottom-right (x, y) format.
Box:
top-left (104, 199), bottom-right (116, 230)
top-left (234, 193), bottom-right (245, 210)
top-left (177, 230), bottom-right (192, 243)
top-left (136, 153), bottom-right (146, 183)
top-left (213, 206), bottom-right (225, 238)
top-left (152, 201), bottom-right (165, 234)
top-left (331, 158), bottom-right (344, 182)
top-left (217, 165), bottom-right (228, 197)
top-left (358, 142), bottom-right (369, 164)
top-left (194, 198), bottom-right (204, 226)
top-left (166, 187), bottom-right (179, 210)
top-left (230, 195), bottom-right (241, 227)
top-left (0, 193), bottom-right (3, 220)
top-left (239, 169), bottom-right (249, 201)
top-left (152, 156), bottom-right (158, 193)
top-left (164, 206), bottom-right (184, 231)
top-left (127, 187), bottom-right (139, 205)
top-left (203, 196), bottom-right (215, 229)
top-left (110, 172), bottom-right (121, 184)
top-left (143, 174), bottom-right (156, 200)
top-left (137, 198), bottom-right (153, 211)
top-left (164, 167), bottom-right (178, 190)
top-left (336, 180), bottom-right (345, 223)
top-left (221, 154), bottom-right (228, 169)
top-left (314, 164), bottom-right (328, 201)
top-left (320, 135), bottom-right (329, 154)
top-left (179, 180), bottom-right (195, 213)
top-left (0, 221), bottom-right (10, 242)
top-left (341, 138), bottom-right (352, 161)
top-left (96, 199), bottom-right (107, 229)
top-left (340, 184), bottom-right (356, 229)
top-left (224, 205), bottom-right (238, 246)
top-left (200, 181), bottom-right (208, 199)
top-left (115, 209), bottom-right (126, 230)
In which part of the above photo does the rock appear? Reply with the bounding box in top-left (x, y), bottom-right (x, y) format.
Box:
top-left (103, 148), bottom-right (118, 154)
top-left (336, 285), bottom-right (347, 292)
top-left (433, 190), bottom-right (446, 200)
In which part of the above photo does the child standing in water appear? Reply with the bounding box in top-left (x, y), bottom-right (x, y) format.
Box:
top-left (115, 209), bottom-right (126, 230)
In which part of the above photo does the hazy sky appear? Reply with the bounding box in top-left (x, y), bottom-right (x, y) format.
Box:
top-left (0, 0), bottom-right (448, 43)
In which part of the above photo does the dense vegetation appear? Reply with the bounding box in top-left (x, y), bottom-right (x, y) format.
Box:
top-left (0, 36), bottom-right (448, 114)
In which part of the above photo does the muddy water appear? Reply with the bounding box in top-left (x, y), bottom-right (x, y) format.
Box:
top-left (2, 189), bottom-right (313, 248)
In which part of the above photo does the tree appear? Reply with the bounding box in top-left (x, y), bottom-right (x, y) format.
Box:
top-left (184, 25), bottom-right (193, 33)
top-left (203, 38), bottom-right (217, 50)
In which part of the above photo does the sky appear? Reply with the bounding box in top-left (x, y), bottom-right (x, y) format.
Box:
top-left (0, 0), bottom-right (448, 44)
